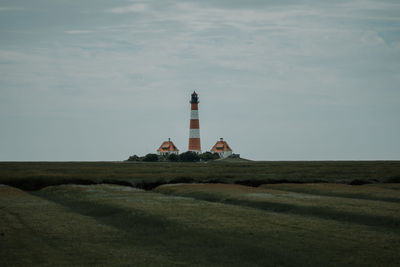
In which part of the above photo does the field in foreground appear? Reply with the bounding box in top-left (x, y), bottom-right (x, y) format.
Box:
top-left (1, 183), bottom-right (400, 266)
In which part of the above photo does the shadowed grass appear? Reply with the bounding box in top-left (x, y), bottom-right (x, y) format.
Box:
top-left (2, 184), bottom-right (400, 266)
top-left (155, 184), bottom-right (400, 231)
top-left (35, 186), bottom-right (279, 266)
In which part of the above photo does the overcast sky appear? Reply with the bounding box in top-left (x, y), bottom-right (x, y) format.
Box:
top-left (0, 0), bottom-right (399, 161)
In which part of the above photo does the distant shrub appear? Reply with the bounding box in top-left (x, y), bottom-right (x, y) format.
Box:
top-left (200, 152), bottom-right (220, 161)
top-left (179, 151), bottom-right (200, 162)
top-left (157, 155), bottom-right (168, 162)
top-left (127, 155), bottom-right (141, 161)
top-left (142, 153), bottom-right (159, 162)
top-left (384, 176), bottom-right (400, 183)
top-left (349, 179), bottom-right (371, 185)
top-left (167, 153), bottom-right (179, 162)
top-left (170, 177), bottom-right (195, 183)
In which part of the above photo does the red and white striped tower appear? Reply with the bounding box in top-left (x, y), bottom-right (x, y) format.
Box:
top-left (188, 91), bottom-right (201, 153)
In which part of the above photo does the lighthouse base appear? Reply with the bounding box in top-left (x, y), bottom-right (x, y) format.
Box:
top-left (188, 137), bottom-right (201, 152)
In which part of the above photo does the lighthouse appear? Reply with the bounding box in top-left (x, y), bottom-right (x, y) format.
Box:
top-left (188, 91), bottom-right (201, 153)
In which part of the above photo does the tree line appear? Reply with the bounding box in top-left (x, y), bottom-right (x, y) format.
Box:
top-left (126, 151), bottom-right (220, 162)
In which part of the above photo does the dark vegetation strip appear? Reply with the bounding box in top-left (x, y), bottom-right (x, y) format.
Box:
top-left (3, 176), bottom-right (394, 192)
top-left (0, 161), bottom-right (399, 191)
top-left (2, 178), bottom-right (133, 191)
top-left (157, 191), bottom-right (400, 232)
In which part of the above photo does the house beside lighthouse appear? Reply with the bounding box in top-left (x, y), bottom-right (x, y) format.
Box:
top-left (211, 138), bottom-right (233, 158)
top-left (157, 138), bottom-right (179, 155)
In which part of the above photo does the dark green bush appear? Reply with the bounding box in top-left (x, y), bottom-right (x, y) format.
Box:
top-left (127, 155), bottom-right (141, 161)
top-left (143, 153), bottom-right (159, 162)
top-left (167, 153), bottom-right (179, 162)
top-left (179, 151), bottom-right (200, 162)
top-left (200, 152), bottom-right (220, 161)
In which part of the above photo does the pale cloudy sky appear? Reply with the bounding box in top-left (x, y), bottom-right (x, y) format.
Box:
top-left (0, 0), bottom-right (399, 160)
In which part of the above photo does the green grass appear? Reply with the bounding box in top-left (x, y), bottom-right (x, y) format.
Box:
top-left (1, 183), bottom-right (399, 266)
top-left (155, 183), bottom-right (400, 231)
top-left (1, 161), bottom-right (400, 266)
top-left (1, 161), bottom-right (400, 190)
top-left (262, 183), bottom-right (400, 203)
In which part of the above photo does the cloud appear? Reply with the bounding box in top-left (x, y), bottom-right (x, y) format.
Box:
top-left (1, 0), bottom-right (400, 160)
top-left (108, 3), bottom-right (147, 14)
top-left (65, 30), bottom-right (94, 34)
top-left (0, 7), bottom-right (23, 11)
top-left (341, 0), bottom-right (400, 10)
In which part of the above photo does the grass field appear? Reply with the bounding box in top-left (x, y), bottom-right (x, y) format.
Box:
top-left (1, 161), bottom-right (400, 266)
top-left (1, 161), bottom-right (400, 190)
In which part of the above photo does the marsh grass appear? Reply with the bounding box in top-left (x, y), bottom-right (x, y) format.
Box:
top-left (1, 161), bottom-right (399, 190)
top-left (262, 183), bottom-right (400, 203)
top-left (155, 183), bottom-right (400, 231)
top-left (2, 184), bottom-right (400, 266)
top-left (1, 161), bottom-right (400, 266)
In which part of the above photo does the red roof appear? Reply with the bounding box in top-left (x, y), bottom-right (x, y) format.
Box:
top-left (157, 140), bottom-right (179, 152)
top-left (211, 139), bottom-right (232, 152)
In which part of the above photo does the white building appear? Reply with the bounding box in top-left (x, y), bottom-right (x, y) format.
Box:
top-left (157, 138), bottom-right (179, 155)
top-left (210, 138), bottom-right (233, 158)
